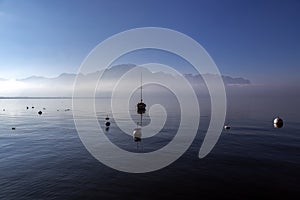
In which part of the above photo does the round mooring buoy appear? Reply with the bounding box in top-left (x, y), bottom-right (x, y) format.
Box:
top-left (133, 127), bottom-right (142, 142)
top-left (38, 111), bottom-right (42, 115)
top-left (273, 117), bottom-right (283, 128)
top-left (105, 121), bottom-right (111, 127)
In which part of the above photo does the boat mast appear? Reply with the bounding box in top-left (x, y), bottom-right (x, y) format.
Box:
top-left (140, 72), bottom-right (143, 127)
top-left (136, 71), bottom-right (146, 115)
top-left (140, 72), bottom-right (143, 102)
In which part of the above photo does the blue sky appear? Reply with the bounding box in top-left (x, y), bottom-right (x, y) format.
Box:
top-left (0, 0), bottom-right (299, 85)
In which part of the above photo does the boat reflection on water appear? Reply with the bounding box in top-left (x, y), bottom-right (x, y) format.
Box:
top-left (133, 127), bottom-right (142, 142)
top-left (133, 107), bottom-right (145, 149)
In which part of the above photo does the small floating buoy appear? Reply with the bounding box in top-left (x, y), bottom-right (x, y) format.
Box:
top-left (224, 125), bottom-right (231, 130)
top-left (133, 127), bottom-right (142, 142)
top-left (2, 109), bottom-right (5, 111)
top-left (57, 109), bottom-right (59, 111)
top-left (105, 115), bottom-right (110, 120)
top-left (12, 127), bottom-right (16, 130)
top-left (38, 111), bottom-right (42, 115)
top-left (26, 106), bottom-right (29, 109)
top-left (32, 106), bottom-right (34, 109)
top-left (43, 108), bottom-right (46, 110)
top-left (105, 121), bottom-right (111, 127)
top-left (273, 117), bottom-right (283, 128)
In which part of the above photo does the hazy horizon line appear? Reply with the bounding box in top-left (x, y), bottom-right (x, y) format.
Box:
top-left (0, 64), bottom-right (249, 81)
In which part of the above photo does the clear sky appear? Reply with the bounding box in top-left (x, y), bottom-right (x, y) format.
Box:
top-left (0, 0), bottom-right (299, 85)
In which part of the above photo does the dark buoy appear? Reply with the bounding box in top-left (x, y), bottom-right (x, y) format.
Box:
top-left (32, 106), bottom-right (34, 109)
top-left (2, 109), bottom-right (5, 111)
top-left (105, 121), bottom-right (111, 127)
top-left (12, 127), bottom-right (16, 130)
top-left (43, 108), bottom-right (46, 110)
top-left (26, 106), bottom-right (29, 109)
top-left (224, 125), bottom-right (231, 130)
top-left (38, 111), bottom-right (42, 115)
top-left (105, 115), bottom-right (110, 128)
top-left (274, 117), bottom-right (283, 128)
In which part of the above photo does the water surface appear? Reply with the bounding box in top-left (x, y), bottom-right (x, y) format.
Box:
top-left (0, 96), bottom-right (299, 199)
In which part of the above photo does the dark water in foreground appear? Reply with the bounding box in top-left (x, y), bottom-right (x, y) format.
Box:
top-left (0, 96), bottom-right (299, 199)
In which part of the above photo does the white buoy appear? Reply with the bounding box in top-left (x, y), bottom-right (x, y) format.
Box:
top-left (133, 127), bottom-right (142, 142)
top-left (273, 117), bottom-right (283, 128)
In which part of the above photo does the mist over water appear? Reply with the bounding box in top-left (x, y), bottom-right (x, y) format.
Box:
top-left (0, 85), bottom-right (299, 199)
top-left (0, 63), bottom-right (299, 197)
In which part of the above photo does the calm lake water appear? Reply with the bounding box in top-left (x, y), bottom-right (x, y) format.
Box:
top-left (0, 93), bottom-right (299, 199)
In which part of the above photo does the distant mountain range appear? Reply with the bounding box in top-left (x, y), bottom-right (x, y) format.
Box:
top-left (0, 64), bottom-right (250, 97)
top-left (16, 64), bottom-right (250, 85)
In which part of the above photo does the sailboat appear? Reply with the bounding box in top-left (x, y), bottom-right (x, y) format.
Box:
top-left (136, 73), bottom-right (146, 114)
top-left (133, 73), bottom-right (146, 143)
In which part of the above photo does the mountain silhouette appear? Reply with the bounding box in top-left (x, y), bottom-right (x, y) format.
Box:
top-left (0, 64), bottom-right (250, 97)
